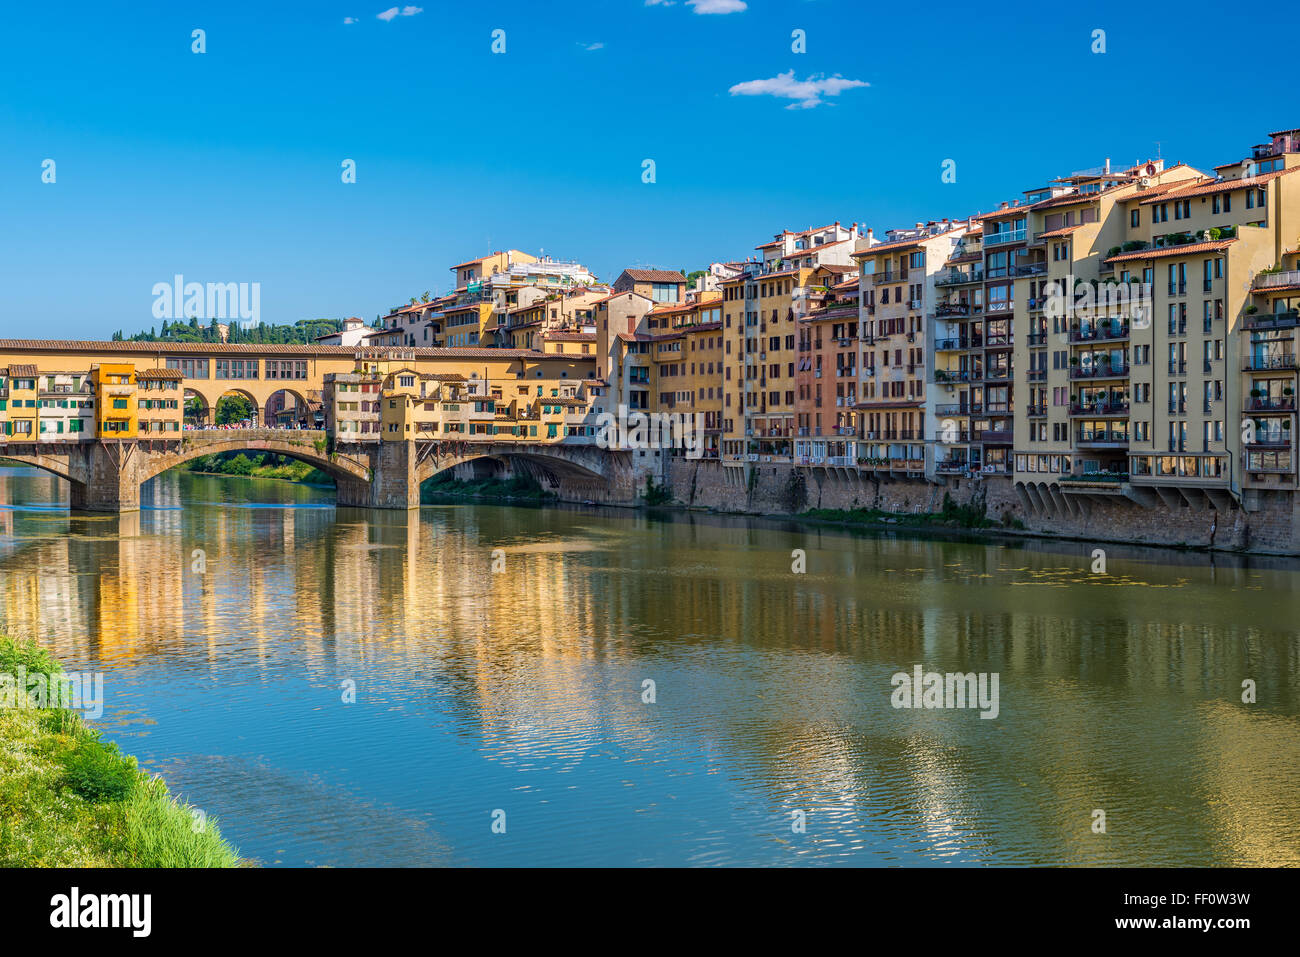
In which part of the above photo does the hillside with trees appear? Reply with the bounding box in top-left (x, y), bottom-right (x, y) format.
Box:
top-left (110, 317), bottom-right (349, 344)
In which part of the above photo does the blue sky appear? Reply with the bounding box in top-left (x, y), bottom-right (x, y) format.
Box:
top-left (2, 0), bottom-right (1297, 338)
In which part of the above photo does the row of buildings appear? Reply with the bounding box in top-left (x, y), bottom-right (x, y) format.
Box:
top-left (0, 364), bottom-right (183, 441)
top-left (5, 125), bottom-right (1300, 516)
top-left (368, 125), bottom-right (1299, 507)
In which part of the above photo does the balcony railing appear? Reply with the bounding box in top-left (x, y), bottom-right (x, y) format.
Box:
top-left (1245, 354), bottom-right (1298, 371)
top-left (935, 268), bottom-right (984, 287)
top-left (1070, 323), bottom-right (1130, 343)
top-left (1070, 363), bottom-right (1130, 379)
top-left (1026, 403), bottom-right (1047, 416)
top-left (1246, 434), bottom-right (1292, 448)
top-left (1254, 269), bottom-right (1300, 290)
top-left (933, 302), bottom-right (972, 317)
top-left (1011, 262), bottom-right (1048, 277)
top-left (984, 227), bottom-right (1026, 247)
top-left (1247, 396), bottom-right (1297, 412)
top-left (1026, 332), bottom-right (1048, 346)
top-left (1077, 429), bottom-right (1130, 446)
top-left (979, 429), bottom-right (1014, 443)
top-left (1027, 369), bottom-right (1046, 382)
top-left (1244, 311), bottom-right (1300, 331)
top-left (1070, 401), bottom-right (1130, 416)
top-left (934, 337), bottom-right (967, 351)
top-left (872, 271), bottom-right (905, 285)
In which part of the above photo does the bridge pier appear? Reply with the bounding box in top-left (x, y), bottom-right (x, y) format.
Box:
top-left (68, 442), bottom-right (142, 512)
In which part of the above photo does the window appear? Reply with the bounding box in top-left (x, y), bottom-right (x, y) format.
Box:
top-left (166, 357), bottom-right (208, 379)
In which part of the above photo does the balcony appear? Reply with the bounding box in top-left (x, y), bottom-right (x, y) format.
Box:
top-left (935, 369), bottom-right (982, 384)
top-left (935, 459), bottom-right (971, 474)
top-left (1070, 362), bottom-right (1129, 379)
top-left (1244, 310), bottom-right (1300, 331)
top-left (1070, 401), bottom-right (1129, 416)
top-left (1245, 354), bottom-right (1298, 371)
top-left (1069, 322), bottom-right (1130, 343)
top-left (1026, 369), bottom-right (1047, 382)
top-left (933, 302), bottom-right (971, 318)
top-left (1246, 433), bottom-right (1292, 449)
top-left (872, 271), bottom-right (905, 285)
top-left (1026, 403), bottom-right (1047, 417)
top-left (1254, 269), bottom-right (1300, 290)
top-left (1011, 262), bottom-right (1048, 277)
top-left (1247, 396), bottom-right (1296, 412)
top-left (934, 337), bottom-right (967, 351)
top-left (936, 268), bottom-right (984, 287)
top-left (984, 227), bottom-right (1027, 247)
top-left (979, 429), bottom-right (1014, 443)
top-left (1076, 428), bottom-right (1130, 448)
top-left (1026, 332), bottom-right (1047, 346)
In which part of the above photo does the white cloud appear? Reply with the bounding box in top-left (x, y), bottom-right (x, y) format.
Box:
top-left (728, 70), bottom-right (868, 109)
top-left (688, 0), bottom-right (746, 12)
top-left (343, 17), bottom-right (358, 24)
top-left (580, 41), bottom-right (605, 51)
top-left (377, 6), bottom-right (421, 20)
top-left (645, 0), bottom-right (677, 6)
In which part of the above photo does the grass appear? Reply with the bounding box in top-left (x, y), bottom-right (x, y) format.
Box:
top-left (0, 636), bottom-right (242, 867)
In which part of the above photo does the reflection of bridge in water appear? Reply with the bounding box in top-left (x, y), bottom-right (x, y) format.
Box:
top-left (0, 429), bottom-right (634, 511)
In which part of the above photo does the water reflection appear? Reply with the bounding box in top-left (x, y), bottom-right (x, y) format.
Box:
top-left (0, 464), bottom-right (1297, 866)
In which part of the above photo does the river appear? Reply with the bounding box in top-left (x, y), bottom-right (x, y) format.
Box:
top-left (0, 464), bottom-right (1297, 866)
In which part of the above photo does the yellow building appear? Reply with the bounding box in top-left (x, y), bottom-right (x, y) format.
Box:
top-left (92, 363), bottom-right (138, 439)
top-left (135, 369), bottom-right (184, 437)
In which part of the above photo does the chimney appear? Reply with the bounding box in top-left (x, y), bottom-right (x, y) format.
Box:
top-left (866, 228), bottom-right (875, 243)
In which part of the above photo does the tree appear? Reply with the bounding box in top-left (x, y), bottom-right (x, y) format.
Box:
top-left (215, 394), bottom-right (256, 425)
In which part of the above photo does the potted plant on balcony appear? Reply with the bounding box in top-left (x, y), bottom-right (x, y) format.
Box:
top-left (1247, 305), bottom-right (1258, 315)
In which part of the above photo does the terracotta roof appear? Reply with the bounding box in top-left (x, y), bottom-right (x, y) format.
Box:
top-left (1267, 129), bottom-right (1300, 138)
top-left (619, 268), bottom-right (686, 283)
top-left (0, 341), bottom-right (570, 361)
top-left (853, 227), bottom-right (964, 257)
top-left (755, 222), bottom-right (847, 249)
top-left (8, 364), bottom-right (37, 376)
top-left (1036, 224), bottom-right (1085, 239)
top-left (593, 289), bottom-right (652, 306)
top-left (978, 205), bottom-right (1029, 221)
top-left (1104, 239), bottom-right (1237, 264)
top-left (832, 277), bottom-right (860, 290)
top-left (544, 332), bottom-right (596, 342)
top-left (135, 369), bottom-right (184, 380)
top-left (1138, 167), bottom-right (1300, 204)
top-left (800, 306), bottom-right (859, 323)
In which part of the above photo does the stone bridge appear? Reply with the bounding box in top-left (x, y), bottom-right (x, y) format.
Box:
top-left (0, 429), bottom-right (639, 511)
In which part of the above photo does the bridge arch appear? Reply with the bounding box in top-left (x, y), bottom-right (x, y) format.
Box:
top-left (262, 387), bottom-right (313, 428)
top-left (413, 443), bottom-right (609, 488)
top-left (139, 435), bottom-right (370, 486)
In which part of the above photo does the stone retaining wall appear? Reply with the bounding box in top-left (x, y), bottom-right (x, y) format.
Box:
top-left (651, 458), bottom-right (1300, 556)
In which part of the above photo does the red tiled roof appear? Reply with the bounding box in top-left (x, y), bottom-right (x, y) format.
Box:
top-left (1138, 167), bottom-right (1300, 204)
top-left (1104, 239), bottom-right (1237, 264)
top-left (1036, 225), bottom-right (1085, 239)
top-left (619, 268), bottom-right (686, 283)
top-left (978, 205), bottom-right (1028, 221)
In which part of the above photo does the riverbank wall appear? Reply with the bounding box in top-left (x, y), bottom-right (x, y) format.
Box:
top-left (651, 459), bottom-right (1300, 556)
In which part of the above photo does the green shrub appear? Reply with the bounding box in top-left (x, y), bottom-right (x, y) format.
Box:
top-left (60, 737), bottom-right (138, 802)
